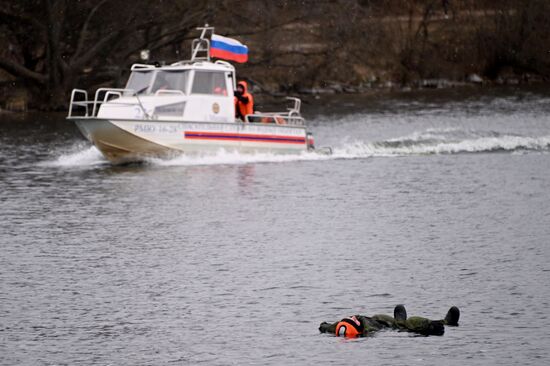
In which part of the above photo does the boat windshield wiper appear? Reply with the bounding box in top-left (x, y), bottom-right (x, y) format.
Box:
top-left (122, 87), bottom-right (150, 119)
top-left (134, 85), bottom-right (149, 95)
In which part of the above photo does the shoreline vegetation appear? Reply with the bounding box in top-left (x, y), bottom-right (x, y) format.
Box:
top-left (1, 0), bottom-right (549, 112)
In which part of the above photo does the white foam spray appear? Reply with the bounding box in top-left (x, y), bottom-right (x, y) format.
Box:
top-left (41, 130), bottom-right (550, 168)
top-left (41, 146), bottom-right (107, 168)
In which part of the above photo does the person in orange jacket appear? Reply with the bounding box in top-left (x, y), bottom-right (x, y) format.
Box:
top-left (234, 81), bottom-right (254, 121)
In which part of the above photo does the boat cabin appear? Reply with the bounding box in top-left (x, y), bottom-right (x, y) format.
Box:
top-left (95, 60), bottom-right (236, 122)
top-left (68, 25), bottom-right (304, 126)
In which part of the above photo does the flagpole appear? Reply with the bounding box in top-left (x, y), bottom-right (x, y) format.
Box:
top-left (192, 24), bottom-right (214, 61)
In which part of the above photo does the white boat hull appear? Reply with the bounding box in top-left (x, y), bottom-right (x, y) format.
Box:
top-left (72, 118), bottom-right (308, 164)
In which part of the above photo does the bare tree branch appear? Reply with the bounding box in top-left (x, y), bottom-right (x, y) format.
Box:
top-left (0, 9), bottom-right (45, 31)
top-left (223, 16), bottom-right (308, 38)
top-left (74, 0), bottom-right (110, 59)
top-left (121, 8), bottom-right (209, 59)
top-left (0, 57), bottom-right (47, 83)
top-left (71, 30), bottom-right (123, 70)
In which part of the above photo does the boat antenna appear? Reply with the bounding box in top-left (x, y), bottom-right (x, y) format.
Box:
top-left (191, 24), bottom-right (214, 61)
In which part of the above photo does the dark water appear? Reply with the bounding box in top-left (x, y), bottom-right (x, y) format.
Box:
top-left (1, 87), bottom-right (550, 365)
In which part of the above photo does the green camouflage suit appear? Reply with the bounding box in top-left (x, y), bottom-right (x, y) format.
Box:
top-left (319, 305), bottom-right (460, 336)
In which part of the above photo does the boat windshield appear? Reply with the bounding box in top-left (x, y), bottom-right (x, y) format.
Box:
top-left (125, 70), bottom-right (154, 95)
top-left (191, 71), bottom-right (228, 95)
top-left (125, 69), bottom-right (190, 96)
top-left (151, 70), bottom-right (189, 94)
top-left (150, 70), bottom-right (190, 94)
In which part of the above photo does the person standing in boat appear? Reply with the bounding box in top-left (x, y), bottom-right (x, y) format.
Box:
top-left (234, 81), bottom-right (254, 121)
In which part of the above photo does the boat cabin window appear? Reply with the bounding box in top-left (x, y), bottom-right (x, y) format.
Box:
top-left (125, 70), bottom-right (154, 95)
top-left (150, 70), bottom-right (190, 94)
top-left (191, 71), bottom-right (227, 95)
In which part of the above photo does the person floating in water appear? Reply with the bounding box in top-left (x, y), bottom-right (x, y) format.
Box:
top-left (319, 304), bottom-right (460, 337)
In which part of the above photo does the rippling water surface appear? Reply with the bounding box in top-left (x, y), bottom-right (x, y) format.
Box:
top-left (1, 87), bottom-right (550, 365)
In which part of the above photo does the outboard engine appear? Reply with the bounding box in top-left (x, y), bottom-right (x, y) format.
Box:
top-left (306, 132), bottom-right (315, 151)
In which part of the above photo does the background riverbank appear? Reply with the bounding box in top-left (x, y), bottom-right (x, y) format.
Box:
top-left (1, 0), bottom-right (549, 111)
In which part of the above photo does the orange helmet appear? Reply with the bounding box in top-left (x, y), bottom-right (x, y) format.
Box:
top-left (335, 316), bottom-right (364, 338)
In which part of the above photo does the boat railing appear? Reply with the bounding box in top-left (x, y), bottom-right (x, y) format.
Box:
top-left (191, 38), bottom-right (210, 61)
top-left (68, 87), bottom-right (151, 119)
top-left (244, 97), bottom-right (305, 126)
top-left (286, 97), bottom-right (302, 114)
top-left (68, 89), bottom-right (89, 118)
top-left (245, 112), bottom-right (305, 126)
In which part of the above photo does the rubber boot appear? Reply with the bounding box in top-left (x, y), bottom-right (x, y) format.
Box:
top-left (444, 306), bottom-right (460, 326)
top-left (394, 304), bottom-right (407, 322)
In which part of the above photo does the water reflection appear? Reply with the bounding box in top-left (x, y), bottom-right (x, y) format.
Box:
top-left (237, 165), bottom-right (256, 190)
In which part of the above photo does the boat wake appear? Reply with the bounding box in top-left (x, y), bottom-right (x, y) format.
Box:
top-left (43, 128), bottom-right (550, 168)
top-left (334, 129), bottom-right (550, 158)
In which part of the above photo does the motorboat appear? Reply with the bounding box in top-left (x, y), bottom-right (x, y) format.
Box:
top-left (67, 25), bottom-right (318, 164)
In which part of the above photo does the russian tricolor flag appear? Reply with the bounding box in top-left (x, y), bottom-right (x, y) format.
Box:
top-left (210, 34), bottom-right (248, 63)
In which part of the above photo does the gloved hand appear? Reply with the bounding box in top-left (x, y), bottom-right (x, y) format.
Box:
top-left (235, 93), bottom-right (248, 103)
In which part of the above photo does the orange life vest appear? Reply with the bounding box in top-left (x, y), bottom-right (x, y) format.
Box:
top-left (335, 316), bottom-right (363, 338)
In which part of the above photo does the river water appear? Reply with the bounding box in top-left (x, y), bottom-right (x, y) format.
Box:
top-left (1, 87), bottom-right (549, 365)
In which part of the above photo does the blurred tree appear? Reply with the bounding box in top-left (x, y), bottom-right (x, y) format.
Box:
top-left (473, 0), bottom-right (550, 79)
top-left (1, 0), bottom-right (549, 110)
top-left (0, 0), bottom-right (210, 109)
